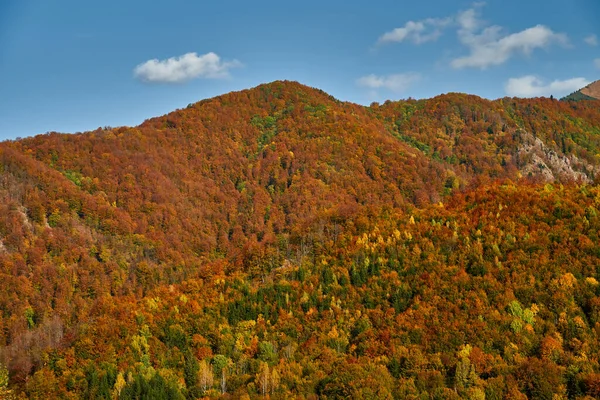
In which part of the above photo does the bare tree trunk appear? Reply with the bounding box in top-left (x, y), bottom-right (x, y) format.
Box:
top-left (221, 369), bottom-right (226, 394)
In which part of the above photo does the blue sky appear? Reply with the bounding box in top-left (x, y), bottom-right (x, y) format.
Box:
top-left (0, 0), bottom-right (599, 140)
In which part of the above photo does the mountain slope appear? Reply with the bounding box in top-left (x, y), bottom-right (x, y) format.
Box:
top-left (580, 80), bottom-right (600, 99)
top-left (2, 81), bottom-right (600, 397)
top-left (562, 79), bottom-right (600, 101)
top-left (5, 82), bottom-right (600, 256)
top-left (4, 182), bottom-right (600, 399)
top-left (2, 80), bottom-right (600, 323)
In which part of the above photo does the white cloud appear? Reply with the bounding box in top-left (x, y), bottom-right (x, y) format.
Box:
top-left (504, 75), bottom-right (589, 97)
top-left (585, 34), bottom-right (598, 46)
top-left (594, 58), bottom-right (600, 69)
top-left (356, 73), bottom-right (421, 93)
top-left (134, 52), bottom-right (241, 83)
top-left (378, 18), bottom-right (451, 45)
top-left (456, 7), bottom-right (481, 32)
top-left (452, 6), bottom-right (568, 69)
top-left (377, 4), bottom-right (568, 69)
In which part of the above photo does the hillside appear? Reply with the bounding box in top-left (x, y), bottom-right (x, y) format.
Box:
top-left (1, 81), bottom-right (600, 398)
top-left (581, 81), bottom-right (600, 100)
top-left (562, 80), bottom-right (600, 101)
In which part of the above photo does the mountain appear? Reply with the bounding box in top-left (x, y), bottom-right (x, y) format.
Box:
top-left (561, 79), bottom-right (600, 101)
top-left (580, 80), bottom-right (600, 99)
top-left (2, 81), bottom-right (600, 398)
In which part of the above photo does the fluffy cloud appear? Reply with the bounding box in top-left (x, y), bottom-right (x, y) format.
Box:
top-left (451, 6), bottom-right (568, 69)
top-left (356, 73), bottom-right (421, 93)
top-left (585, 34), bottom-right (598, 46)
top-left (378, 18), bottom-right (451, 45)
top-left (504, 75), bottom-right (589, 97)
top-left (595, 58), bottom-right (600, 69)
top-left (378, 5), bottom-right (568, 69)
top-left (134, 52), bottom-right (241, 83)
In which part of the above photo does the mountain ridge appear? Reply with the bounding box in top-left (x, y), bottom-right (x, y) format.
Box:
top-left (10, 79), bottom-right (599, 141)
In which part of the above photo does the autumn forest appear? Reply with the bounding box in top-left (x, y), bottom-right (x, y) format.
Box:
top-left (2, 81), bottom-right (600, 399)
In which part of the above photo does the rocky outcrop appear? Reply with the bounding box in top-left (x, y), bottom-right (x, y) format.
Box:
top-left (517, 131), bottom-right (598, 183)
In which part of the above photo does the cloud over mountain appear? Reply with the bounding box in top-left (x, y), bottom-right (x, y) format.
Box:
top-left (356, 73), bottom-right (421, 93)
top-left (504, 75), bottom-right (589, 97)
top-left (134, 52), bottom-right (241, 83)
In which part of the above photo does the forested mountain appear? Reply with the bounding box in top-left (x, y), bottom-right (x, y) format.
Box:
top-left (562, 80), bottom-right (600, 102)
top-left (1, 81), bottom-right (600, 399)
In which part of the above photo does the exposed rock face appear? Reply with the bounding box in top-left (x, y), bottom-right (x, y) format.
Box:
top-left (517, 131), bottom-right (598, 182)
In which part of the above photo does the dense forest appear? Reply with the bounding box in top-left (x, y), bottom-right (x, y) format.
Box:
top-left (1, 81), bottom-right (600, 398)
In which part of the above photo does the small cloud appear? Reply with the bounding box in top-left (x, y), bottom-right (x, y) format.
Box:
top-left (456, 7), bottom-right (482, 32)
top-left (595, 58), bottom-right (600, 69)
top-left (378, 18), bottom-right (451, 45)
top-left (356, 73), bottom-right (421, 93)
top-left (505, 75), bottom-right (589, 97)
top-left (134, 52), bottom-right (241, 83)
top-left (585, 34), bottom-right (598, 46)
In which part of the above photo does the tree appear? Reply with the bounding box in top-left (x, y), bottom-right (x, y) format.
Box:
top-left (212, 355), bottom-right (230, 394)
top-left (0, 362), bottom-right (15, 400)
top-left (183, 351), bottom-right (199, 390)
top-left (198, 360), bottom-right (213, 393)
top-left (454, 344), bottom-right (479, 391)
top-left (112, 372), bottom-right (126, 400)
top-left (257, 361), bottom-right (270, 396)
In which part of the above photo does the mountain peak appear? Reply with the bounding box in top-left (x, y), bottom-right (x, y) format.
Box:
top-left (580, 80), bottom-right (600, 99)
top-left (243, 80), bottom-right (342, 104)
top-left (561, 79), bottom-right (600, 101)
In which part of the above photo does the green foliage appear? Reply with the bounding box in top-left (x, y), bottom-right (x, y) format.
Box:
top-left (508, 300), bottom-right (524, 319)
top-left (258, 341), bottom-right (278, 365)
top-left (304, 103), bottom-right (327, 117)
top-left (119, 371), bottom-right (185, 400)
top-left (63, 170), bottom-right (83, 187)
top-left (212, 355), bottom-right (229, 376)
top-left (164, 324), bottom-right (188, 349)
top-left (511, 318), bottom-right (523, 334)
top-left (47, 209), bottom-right (61, 228)
top-left (251, 114), bottom-right (279, 151)
top-left (522, 308), bottom-right (535, 325)
top-left (561, 90), bottom-right (596, 101)
top-left (84, 363), bottom-right (117, 399)
top-left (395, 133), bottom-right (431, 154)
top-left (24, 306), bottom-right (35, 329)
top-left (183, 351), bottom-right (199, 391)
